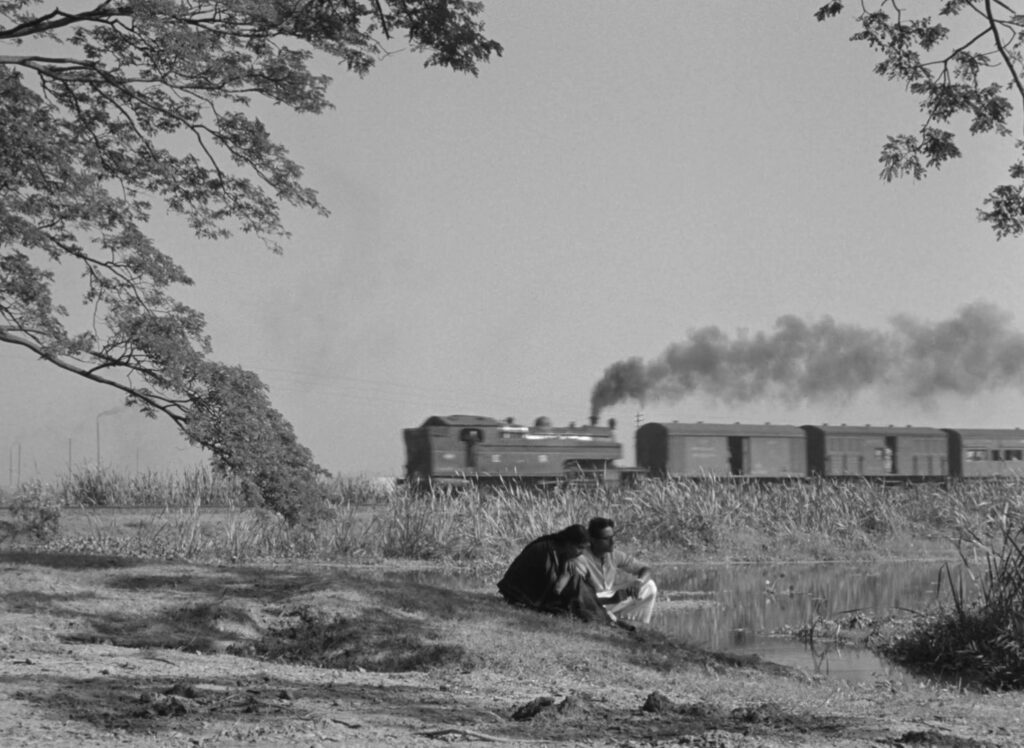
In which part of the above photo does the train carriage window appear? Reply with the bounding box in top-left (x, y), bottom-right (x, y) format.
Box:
top-left (966, 449), bottom-right (987, 462)
top-left (460, 428), bottom-right (484, 443)
top-left (992, 450), bottom-right (1004, 461)
top-left (1006, 449), bottom-right (1023, 461)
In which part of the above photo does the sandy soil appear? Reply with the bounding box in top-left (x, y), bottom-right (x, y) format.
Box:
top-left (1, 549), bottom-right (1022, 747)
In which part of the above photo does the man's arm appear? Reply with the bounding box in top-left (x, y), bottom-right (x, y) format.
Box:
top-left (614, 549), bottom-right (652, 593)
top-left (625, 566), bottom-right (652, 597)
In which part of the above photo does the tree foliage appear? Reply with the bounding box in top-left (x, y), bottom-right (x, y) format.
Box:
top-left (817, 1), bottom-right (1024, 238)
top-left (0, 1), bottom-right (501, 520)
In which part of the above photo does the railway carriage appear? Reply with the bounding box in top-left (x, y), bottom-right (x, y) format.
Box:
top-left (635, 422), bottom-right (807, 478)
top-left (944, 428), bottom-right (1024, 478)
top-left (802, 425), bottom-right (948, 479)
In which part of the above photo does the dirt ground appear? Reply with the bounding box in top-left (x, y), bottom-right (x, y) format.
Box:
top-left (1, 550), bottom-right (1023, 747)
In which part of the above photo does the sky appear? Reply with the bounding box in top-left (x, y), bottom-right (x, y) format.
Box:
top-left (6, 3), bottom-right (1024, 484)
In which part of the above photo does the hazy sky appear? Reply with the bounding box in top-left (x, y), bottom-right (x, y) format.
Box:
top-left (5, 3), bottom-right (1024, 483)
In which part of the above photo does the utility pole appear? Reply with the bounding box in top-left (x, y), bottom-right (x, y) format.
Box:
top-left (8, 443), bottom-right (20, 487)
top-left (96, 408), bottom-right (123, 468)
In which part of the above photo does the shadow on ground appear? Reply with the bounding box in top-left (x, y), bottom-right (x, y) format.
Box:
top-left (4, 552), bottom-right (806, 676)
top-left (0, 550), bottom-right (143, 569)
top-left (0, 552), bottom-right (1004, 746)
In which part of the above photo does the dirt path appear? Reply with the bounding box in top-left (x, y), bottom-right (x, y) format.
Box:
top-left (1, 550), bottom-right (1021, 747)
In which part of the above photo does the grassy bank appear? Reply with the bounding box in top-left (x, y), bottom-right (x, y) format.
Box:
top-left (5, 470), bottom-right (1024, 691)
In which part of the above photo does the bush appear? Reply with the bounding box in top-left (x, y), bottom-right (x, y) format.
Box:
top-left (9, 481), bottom-right (61, 542)
top-left (884, 495), bottom-right (1024, 689)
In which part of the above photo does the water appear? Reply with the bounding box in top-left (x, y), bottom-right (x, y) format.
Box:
top-left (415, 558), bottom-right (974, 685)
top-left (651, 560), bottom-right (970, 684)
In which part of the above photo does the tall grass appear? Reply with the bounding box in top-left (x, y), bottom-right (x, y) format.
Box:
top-left (53, 466), bottom-right (245, 507)
top-left (6, 470), bottom-right (1021, 567)
top-left (884, 491), bottom-right (1024, 689)
top-left (360, 475), bottom-right (1020, 565)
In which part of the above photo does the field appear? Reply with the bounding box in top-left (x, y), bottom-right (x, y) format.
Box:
top-left (2, 473), bottom-right (1024, 746)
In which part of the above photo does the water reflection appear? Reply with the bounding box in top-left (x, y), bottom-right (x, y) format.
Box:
top-left (653, 561), bottom-right (971, 684)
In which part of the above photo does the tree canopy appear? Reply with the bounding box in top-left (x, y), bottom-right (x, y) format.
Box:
top-left (818, 1), bottom-right (1024, 239)
top-left (0, 1), bottom-right (500, 519)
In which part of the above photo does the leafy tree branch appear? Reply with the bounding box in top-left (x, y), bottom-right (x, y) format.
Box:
top-left (0, 1), bottom-right (501, 519)
top-left (818, 0), bottom-right (1024, 238)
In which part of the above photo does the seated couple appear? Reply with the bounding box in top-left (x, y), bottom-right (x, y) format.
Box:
top-left (496, 517), bottom-right (657, 626)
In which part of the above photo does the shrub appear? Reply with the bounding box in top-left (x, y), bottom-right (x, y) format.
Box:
top-left (9, 480), bottom-right (61, 542)
top-left (884, 494), bottom-right (1024, 689)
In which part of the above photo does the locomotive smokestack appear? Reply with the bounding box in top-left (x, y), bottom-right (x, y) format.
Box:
top-left (589, 414), bottom-right (598, 426)
top-left (589, 302), bottom-right (1024, 414)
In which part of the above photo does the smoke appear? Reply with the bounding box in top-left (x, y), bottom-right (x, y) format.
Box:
top-left (590, 302), bottom-right (1024, 418)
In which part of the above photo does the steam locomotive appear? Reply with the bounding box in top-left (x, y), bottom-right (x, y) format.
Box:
top-left (402, 415), bottom-right (623, 485)
top-left (403, 414), bottom-right (1024, 484)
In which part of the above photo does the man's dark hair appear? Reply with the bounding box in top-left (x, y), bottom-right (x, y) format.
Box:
top-left (588, 517), bottom-right (614, 537)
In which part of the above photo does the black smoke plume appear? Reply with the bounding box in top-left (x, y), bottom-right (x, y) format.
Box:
top-left (590, 302), bottom-right (1024, 418)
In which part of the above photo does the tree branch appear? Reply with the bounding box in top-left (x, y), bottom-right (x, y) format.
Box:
top-left (983, 0), bottom-right (1024, 133)
top-left (0, 329), bottom-right (189, 428)
top-left (0, 2), bottom-right (126, 41)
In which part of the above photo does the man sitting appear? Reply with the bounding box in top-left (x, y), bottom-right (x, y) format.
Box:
top-left (574, 517), bottom-right (657, 624)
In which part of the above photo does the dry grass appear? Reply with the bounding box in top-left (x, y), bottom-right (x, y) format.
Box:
top-left (6, 472), bottom-right (1019, 565)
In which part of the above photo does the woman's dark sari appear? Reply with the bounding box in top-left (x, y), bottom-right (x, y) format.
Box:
top-left (497, 532), bottom-right (611, 624)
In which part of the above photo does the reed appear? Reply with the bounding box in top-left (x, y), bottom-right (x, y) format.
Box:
top-left (7, 469), bottom-right (1013, 566)
top-left (883, 485), bottom-right (1024, 689)
top-left (51, 466), bottom-right (244, 507)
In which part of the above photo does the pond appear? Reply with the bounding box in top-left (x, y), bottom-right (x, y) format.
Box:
top-left (651, 560), bottom-right (973, 685)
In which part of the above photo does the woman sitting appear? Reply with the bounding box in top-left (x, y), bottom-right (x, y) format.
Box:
top-left (497, 524), bottom-right (610, 623)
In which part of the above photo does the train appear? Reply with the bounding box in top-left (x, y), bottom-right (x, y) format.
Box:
top-left (402, 414), bottom-right (1024, 484)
